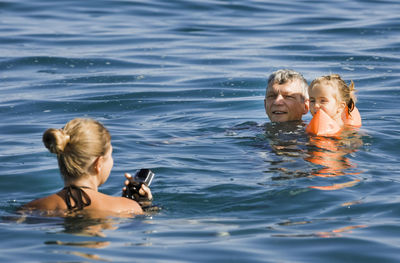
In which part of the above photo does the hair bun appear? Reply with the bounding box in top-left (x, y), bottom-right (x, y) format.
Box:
top-left (43, 128), bottom-right (70, 154)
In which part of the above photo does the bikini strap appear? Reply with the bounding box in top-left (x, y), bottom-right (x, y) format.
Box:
top-left (63, 185), bottom-right (92, 210)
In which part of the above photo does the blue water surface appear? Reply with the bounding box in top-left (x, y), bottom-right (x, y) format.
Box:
top-left (1, 0), bottom-right (400, 262)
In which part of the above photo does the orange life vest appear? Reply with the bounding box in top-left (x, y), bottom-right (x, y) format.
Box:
top-left (342, 106), bottom-right (362, 127)
top-left (306, 107), bottom-right (362, 136)
top-left (306, 109), bottom-right (341, 136)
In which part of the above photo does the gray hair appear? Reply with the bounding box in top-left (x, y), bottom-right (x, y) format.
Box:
top-left (267, 69), bottom-right (309, 100)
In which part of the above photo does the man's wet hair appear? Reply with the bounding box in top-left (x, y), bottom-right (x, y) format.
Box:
top-left (267, 69), bottom-right (309, 101)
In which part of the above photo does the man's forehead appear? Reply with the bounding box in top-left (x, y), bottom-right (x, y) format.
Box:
top-left (269, 80), bottom-right (302, 93)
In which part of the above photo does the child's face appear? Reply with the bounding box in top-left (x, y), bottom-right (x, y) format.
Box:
top-left (309, 84), bottom-right (343, 120)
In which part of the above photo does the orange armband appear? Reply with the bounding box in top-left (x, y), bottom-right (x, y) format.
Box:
top-left (306, 109), bottom-right (341, 136)
top-left (342, 106), bottom-right (362, 127)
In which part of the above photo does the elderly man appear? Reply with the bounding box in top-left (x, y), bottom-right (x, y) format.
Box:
top-left (264, 69), bottom-right (309, 122)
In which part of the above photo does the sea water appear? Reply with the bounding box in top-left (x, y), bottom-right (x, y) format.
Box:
top-left (1, 0), bottom-right (400, 262)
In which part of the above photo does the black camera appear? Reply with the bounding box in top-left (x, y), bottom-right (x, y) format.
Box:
top-left (123, 169), bottom-right (154, 201)
top-left (133, 168), bottom-right (154, 186)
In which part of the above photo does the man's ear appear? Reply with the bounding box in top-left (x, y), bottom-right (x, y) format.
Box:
top-left (303, 99), bottom-right (309, 115)
top-left (264, 99), bottom-right (267, 113)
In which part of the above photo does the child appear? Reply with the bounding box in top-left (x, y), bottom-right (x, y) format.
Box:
top-left (306, 74), bottom-right (361, 136)
top-left (21, 118), bottom-right (152, 217)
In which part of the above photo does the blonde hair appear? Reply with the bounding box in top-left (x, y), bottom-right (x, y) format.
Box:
top-left (43, 118), bottom-right (111, 180)
top-left (267, 69), bottom-right (309, 100)
top-left (309, 74), bottom-right (357, 114)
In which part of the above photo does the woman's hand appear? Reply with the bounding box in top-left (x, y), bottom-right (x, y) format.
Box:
top-left (122, 173), bottom-right (153, 203)
top-left (138, 183), bottom-right (153, 201)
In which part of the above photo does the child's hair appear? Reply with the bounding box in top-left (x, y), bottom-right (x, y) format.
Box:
top-left (42, 118), bottom-right (111, 180)
top-left (309, 74), bottom-right (357, 114)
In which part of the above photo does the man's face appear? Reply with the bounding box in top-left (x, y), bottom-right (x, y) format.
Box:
top-left (264, 80), bottom-right (309, 122)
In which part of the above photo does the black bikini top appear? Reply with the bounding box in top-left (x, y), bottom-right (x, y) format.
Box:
top-left (62, 185), bottom-right (92, 210)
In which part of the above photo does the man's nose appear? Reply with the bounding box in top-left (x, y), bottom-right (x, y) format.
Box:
top-left (273, 94), bottom-right (284, 104)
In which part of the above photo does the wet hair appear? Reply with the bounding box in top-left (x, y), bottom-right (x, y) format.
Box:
top-left (267, 69), bottom-right (309, 100)
top-left (309, 74), bottom-right (357, 114)
top-left (42, 118), bottom-right (111, 180)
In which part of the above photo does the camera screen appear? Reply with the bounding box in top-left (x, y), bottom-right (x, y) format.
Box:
top-left (137, 169), bottom-right (150, 180)
top-left (134, 169), bottom-right (154, 186)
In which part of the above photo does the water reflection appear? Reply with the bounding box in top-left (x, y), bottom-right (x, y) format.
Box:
top-left (305, 131), bottom-right (362, 177)
top-left (305, 128), bottom-right (363, 190)
top-left (11, 194), bottom-right (160, 261)
top-left (45, 239), bottom-right (110, 248)
top-left (260, 122), bottom-right (363, 190)
top-left (15, 210), bottom-right (120, 238)
top-left (44, 216), bottom-right (120, 262)
top-left (261, 121), bottom-right (311, 180)
top-left (259, 123), bottom-right (367, 238)
top-left (272, 223), bottom-right (367, 238)
top-left (264, 121), bottom-right (308, 158)
top-left (45, 241), bottom-right (111, 262)
top-left (60, 216), bottom-right (118, 238)
top-left (2, 212), bottom-right (117, 261)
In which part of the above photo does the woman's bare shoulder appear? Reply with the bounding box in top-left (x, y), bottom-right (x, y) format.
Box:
top-left (91, 192), bottom-right (143, 215)
top-left (21, 191), bottom-right (143, 217)
top-left (22, 193), bottom-right (66, 211)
